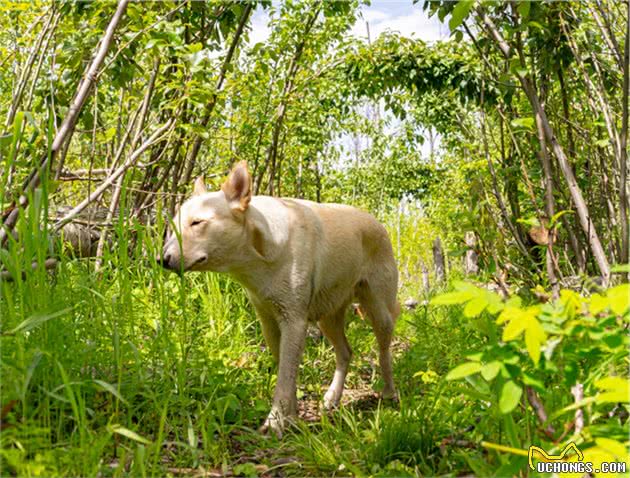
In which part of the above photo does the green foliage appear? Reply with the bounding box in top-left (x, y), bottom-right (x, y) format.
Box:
top-left (432, 281), bottom-right (629, 471)
top-left (1, 0), bottom-right (628, 475)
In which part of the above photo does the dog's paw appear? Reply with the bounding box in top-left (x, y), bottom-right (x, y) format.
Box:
top-left (322, 388), bottom-right (342, 410)
top-left (259, 407), bottom-right (286, 439)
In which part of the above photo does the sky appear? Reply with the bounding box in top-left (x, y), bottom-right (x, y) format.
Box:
top-left (350, 1), bottom-right (449, 42)
top-left (248, 1), bottom-right (450, 45)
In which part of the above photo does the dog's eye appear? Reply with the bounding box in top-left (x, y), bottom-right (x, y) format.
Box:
top-left (191, 219), bottom-right (204, 227)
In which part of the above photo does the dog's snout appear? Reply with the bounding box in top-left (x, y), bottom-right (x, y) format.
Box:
top-left (159, 251), bottom-right (173, 269)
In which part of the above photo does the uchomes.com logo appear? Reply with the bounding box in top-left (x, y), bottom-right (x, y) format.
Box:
top-left (529, 442), bottom-right (627, 474)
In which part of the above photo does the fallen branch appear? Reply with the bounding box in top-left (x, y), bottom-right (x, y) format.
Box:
top-left (53, 119), bottom-right (174, 232)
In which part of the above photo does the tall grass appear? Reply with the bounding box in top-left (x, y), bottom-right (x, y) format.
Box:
top-left (1, 115), bottom-right (481, 476)
top-left (1, 189), bottom-right (473, 476)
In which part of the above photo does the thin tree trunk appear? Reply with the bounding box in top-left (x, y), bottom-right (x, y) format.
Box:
top-left (464, 231), bottom-right (479, 276)
top-left (480, 92), bottom-right (530, 258)
top-left (619, 0), bottom-right (630, 267)
top-left (4, 7), bottom-right (56, 130)
top-left (186, 3), bottom-right (252, 172)
top-left (421, 260), bottom-right (431, 291)
top-left (265, 3), bottom-right (321, 195)
top-left (479, 8), bottom-right (611, 284)
top-left (534, 78), bottom-right (560, 298)
top-left (53, 119), bottom-right (174, 231)
top-left (94, 58), bottom-right (160, 270)
top-left (433, 237), bottom-right (446, 284)
top-left (0, 0), bottom-right (130, 246)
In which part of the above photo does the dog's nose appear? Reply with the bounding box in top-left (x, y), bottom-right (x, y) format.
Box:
top-left (158, 252), bottom-right (172, 269)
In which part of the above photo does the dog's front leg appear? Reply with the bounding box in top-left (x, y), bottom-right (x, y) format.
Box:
top-left (260, 315), bottom-right (308, 438)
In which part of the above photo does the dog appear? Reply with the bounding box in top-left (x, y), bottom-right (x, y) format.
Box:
top-left (161, 161), bottom-right (399, 437)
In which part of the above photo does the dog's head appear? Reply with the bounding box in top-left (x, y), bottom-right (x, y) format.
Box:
top-left (160, 161), bottom-right (252, 273)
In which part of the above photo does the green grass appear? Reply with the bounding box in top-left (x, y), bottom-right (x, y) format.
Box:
top-left (0, 208), bottom-right (487, 476)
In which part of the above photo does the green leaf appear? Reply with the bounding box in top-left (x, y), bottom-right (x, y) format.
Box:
top-left (93, 380), bottom-right (128, 405)
top-left (524, 318), bottom-right (546, 365)
top-left (8, 308), bottom-right (72, 335)
top-left (108, 425), bottom-right (152, 445)
top-left (589, 293), bottom-right (609, 315)
top-left (446, 362), bottom-right (482, 380)
top-left (517, 0), bottom-right (531, 19)
top-left (481, 361), bottom-right (501, 381)
top-left (502, 314), bottom-right (527, 341)
top-left (595, 376), bottom-right (630, 403)
top-left (464, 296), bottom-right (487, 318)
top-left (593, 438), bottom-right (628, 461)
top-left (499, 380), bottom-right (523, 414)
top-left (431, 290), bottom-right (474, 305)
top-left (449, 0), bottom-right (474, 31)
top-left (607, 284), bottom-right (629, 316)
top-left (510, 117), bottom-right (535, 130)
top-left (548, 209), bottom-right (574, 228)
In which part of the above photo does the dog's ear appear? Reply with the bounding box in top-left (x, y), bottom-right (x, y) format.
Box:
top-left (193, 176), bottom-right (207, 196)
top-left (222, 161), bottom-right (252, 212)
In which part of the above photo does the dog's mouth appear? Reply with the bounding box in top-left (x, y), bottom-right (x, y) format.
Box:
top-left (187, 255), bottom-right (208, 271)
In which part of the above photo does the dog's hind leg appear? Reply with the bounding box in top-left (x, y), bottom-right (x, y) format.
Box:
top-left (356, 279), bottom-right (398, 400)
top-left (318, 305), bottom-right (352, 409)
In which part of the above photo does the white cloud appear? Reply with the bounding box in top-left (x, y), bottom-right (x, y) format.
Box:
top-left (245, 2), bottom-right (448, 47)
top-left (351, 1), bottom-right (449, 43)
top-left (247, 6), bottom-right (271, 45)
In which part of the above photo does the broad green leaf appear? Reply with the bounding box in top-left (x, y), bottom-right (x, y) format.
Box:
top-left (548, 209), bottom-right (574, 228)
top-left (560, 445), bottom-right (630, 478)
top-left (446, 362), bottom-right (482, 380)
top-left (431, 290), bottom-right (474, 305)
top-left (595, 376), bottom-right (630, 403)
top-left (607, 284), bottom-right (629, 316)
top-left (524, 318), bottom-right (546, 365)
top-left (517, 0), bottom-right (531, 19)
top-left (497, 306), bottom-right (520, 325)
top-left (503, 315), bottom-right (527, 341)
top-left (510, 117), bottom-right (535, 130)
top-left (481, 361), bottom-right (501, 381)
top-left (560, 290), bottom-right (582, 318)
top-left (448, 0), bottom-right (474, 31)
top-left (589, 293), bottom-right (609, 315)
top-left (464, 296), bottom-right (487, 318)
top-left (499, 380), bottom-right (522, 414)
top-left (594, 438), bottom-right (628, 460)
top-left (9, 308), bottom-right (72, 335)
top-left (486, 292), bottom-right (505, 314)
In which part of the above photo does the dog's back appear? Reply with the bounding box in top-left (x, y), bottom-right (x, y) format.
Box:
top-left (283, 199), bottom-right (399, 323)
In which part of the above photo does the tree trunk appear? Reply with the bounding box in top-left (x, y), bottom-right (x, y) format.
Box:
top-left (478, 8), bottom-right (611, 285)
top-left (264, 3), bottom-right (321, 195)
top-left (433, 237), bottom-right (446, 284)
top-left (1, 0), bottom-right (130, 246)
top-left (464, 231), bottom-right (479, 276)
top-left (186, 3), bottom-right (252, 175)
top-left (619, 0), bottom-right (630, 269)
